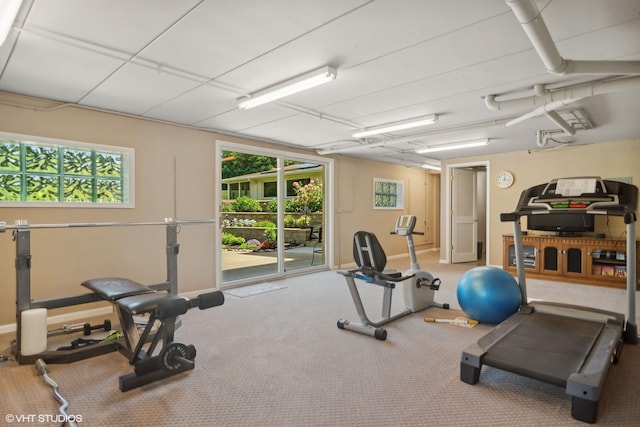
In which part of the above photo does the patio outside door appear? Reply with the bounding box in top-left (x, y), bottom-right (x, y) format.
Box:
top-left (216, 142), bottom-right (328, 287)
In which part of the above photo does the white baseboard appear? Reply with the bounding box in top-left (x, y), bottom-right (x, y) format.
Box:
top-left (0, 306), bottom-right (114, 335)
top-left (388, 247), bottom-right (438, 260)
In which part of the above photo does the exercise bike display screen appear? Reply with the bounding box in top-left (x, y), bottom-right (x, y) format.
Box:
top-left (395, 215), bottom-right (416, 235)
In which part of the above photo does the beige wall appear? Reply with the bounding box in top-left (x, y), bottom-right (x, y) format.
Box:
top-left (333, 155), bottom-right (438, 267)
top-left (441, 139), bottom-right (640, 267)
top-left (0, 93), bottom-right (221, 326)
top-left (0, 93), bottom-right (433, 327)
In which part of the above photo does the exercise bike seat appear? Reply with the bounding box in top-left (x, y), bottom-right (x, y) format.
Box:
top-left (353, 231), bottom-right (416, 284)
top-left (353, 231), bottom-right (386, 272)
top-left (359, 267), bottom-right (412, 282)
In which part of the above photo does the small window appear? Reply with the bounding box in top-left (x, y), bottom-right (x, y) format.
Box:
top-left (263, 181), bottom-right (277, 198)
top-left (0, 133), bottom-right (134, 207)
top-left (287, 178), bottom-right (310, 197)
top-left (373, 178), bottom-right (404, 209)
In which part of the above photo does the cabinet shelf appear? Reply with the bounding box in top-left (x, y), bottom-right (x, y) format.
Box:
top-left (592, 259), bottom-right (626, 266)
top-left (503, 235), bottom-right (639, 289)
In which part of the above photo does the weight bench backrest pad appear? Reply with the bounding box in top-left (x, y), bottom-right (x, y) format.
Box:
top-left (82, 277), bottom-right (156, 301)
top-left (117, 293), bottom-right (190, 317)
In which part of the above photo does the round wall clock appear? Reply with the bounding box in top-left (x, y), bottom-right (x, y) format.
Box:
top-left (496, 171), bottom-right (514, 188)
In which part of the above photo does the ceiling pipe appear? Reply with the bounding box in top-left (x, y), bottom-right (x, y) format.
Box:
top-left (533, 84), bottom-right (546, 97)
top-left (536, 130), bottom-right (548, 147)
top-left (564, 60), bottom-right (640, 75)
top-left (536, 129), bottom-right (572, 148)
top-left (316, 134), bottom-right (419, 155)
top-left (497, 0), bottom-right (640, 130)
top-left (485, 75), bottom-right (640, 112)
top-left (505, 0), bottom-right (566, 74)
top-left (505, 0), bottom-right (640, 76)
top-left (504, 98), bottom-right (580, 130)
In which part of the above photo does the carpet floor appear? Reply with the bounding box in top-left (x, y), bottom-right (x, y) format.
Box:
top-left (1, 253), bottom-right (639, 426)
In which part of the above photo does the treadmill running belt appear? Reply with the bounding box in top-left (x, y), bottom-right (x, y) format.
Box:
top-left (483, 312), bottom-right (605, 387)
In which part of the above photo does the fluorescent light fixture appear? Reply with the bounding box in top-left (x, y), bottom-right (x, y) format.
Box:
top-left (0, 0), bottom-right (22, 46)
top-left (352, 115), bottom-right (438, 138)
top-left (238, 66), bottom-right (337, 109)
top-left (420, 163), bottom-right (441, 171)
top-left (415, 138), bottom-right (489, 154)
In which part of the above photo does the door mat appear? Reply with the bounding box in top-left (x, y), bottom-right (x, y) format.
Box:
top-left (224, 283), bottom-right (287, 298)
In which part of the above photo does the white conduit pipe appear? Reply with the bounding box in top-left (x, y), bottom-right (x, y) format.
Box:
top-left (504, 98), bottom-right (581, 128)
top-left (536, 130), bottom-right (548, 147)
top-left (505, 0), bottom-right (566, 74)
top-left (316, 134), bottom-right (425, 154)
top-left (485, 75), bottom-right (640, 112)
top-left (506, 0), bottom-right (640, 76)
top-left (565, 60), bottom-right (640, 75)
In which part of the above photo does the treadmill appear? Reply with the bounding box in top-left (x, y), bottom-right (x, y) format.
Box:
top-left (460, 177), bottom-right (638, 423)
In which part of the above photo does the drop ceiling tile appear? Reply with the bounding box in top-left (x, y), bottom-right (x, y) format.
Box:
top-left (79, 63), bottom-right (202, 115)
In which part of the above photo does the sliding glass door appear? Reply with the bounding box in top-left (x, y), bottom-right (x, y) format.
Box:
top-left (282, 158), bottom-right (325, 271)
top-left (220, 150), bottom-right (279, 281)
top-left (216, 141), bottom-right (330, 287)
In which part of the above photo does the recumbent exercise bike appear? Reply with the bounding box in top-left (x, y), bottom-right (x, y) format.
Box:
top-left (337, 215), bottom-right (447, 340)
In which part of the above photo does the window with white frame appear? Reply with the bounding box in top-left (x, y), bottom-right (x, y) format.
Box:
top-left (0, 133), bottom-right (134, 207)
top-left (373, 177), bottom-right (404, 209)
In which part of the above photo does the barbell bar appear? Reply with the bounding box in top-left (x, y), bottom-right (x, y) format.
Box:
top-left (0, 218), bottom-right (216, 232)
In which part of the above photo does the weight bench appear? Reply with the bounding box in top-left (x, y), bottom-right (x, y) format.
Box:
top-left (82, 277), bottom-right (224, 391)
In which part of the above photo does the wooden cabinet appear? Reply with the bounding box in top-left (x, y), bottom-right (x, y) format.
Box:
top-left (503, 235), bottom-right (539, 273)
top-left (586, 240), bottom-right (632, 283)
top-left (503, 235), bottom-right (639, 289)
top-left (539, 237), bottom-right (587, 279)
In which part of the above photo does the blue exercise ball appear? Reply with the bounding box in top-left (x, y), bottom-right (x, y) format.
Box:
top-left (456, 266), bottom-right (521, 324)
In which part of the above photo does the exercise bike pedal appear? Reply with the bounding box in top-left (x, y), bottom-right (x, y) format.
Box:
top-left (417, 277), bottom-right (441, 291)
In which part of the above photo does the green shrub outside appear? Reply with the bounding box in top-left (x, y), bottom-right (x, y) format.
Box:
top-left (231, 180), bottom-right (322, 214)
top-left (295, 215), bottom-right (310, 227)
top-left (238, 242), bottom-right (259, 250)
top-left (264, 228), bottom-right (277, 241)
top-left (268, 199), bottom-right (299, 212)
top-left (254, 220), bottom-right (276, 228)
top-left (233, 196), bottom-right (262, 212)
top-left (284, 215), bottom-right (296, 227)
top-left (222, 232), bottom-right (246, 246)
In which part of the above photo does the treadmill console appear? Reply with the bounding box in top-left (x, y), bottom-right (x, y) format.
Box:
top-left (527, 177), bottom-right (616, 213)
top-left (504, 176), bottom-right (638, 225)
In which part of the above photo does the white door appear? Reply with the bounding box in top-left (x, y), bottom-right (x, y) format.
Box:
top-left (451, 168), bottom-right (477, 263)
